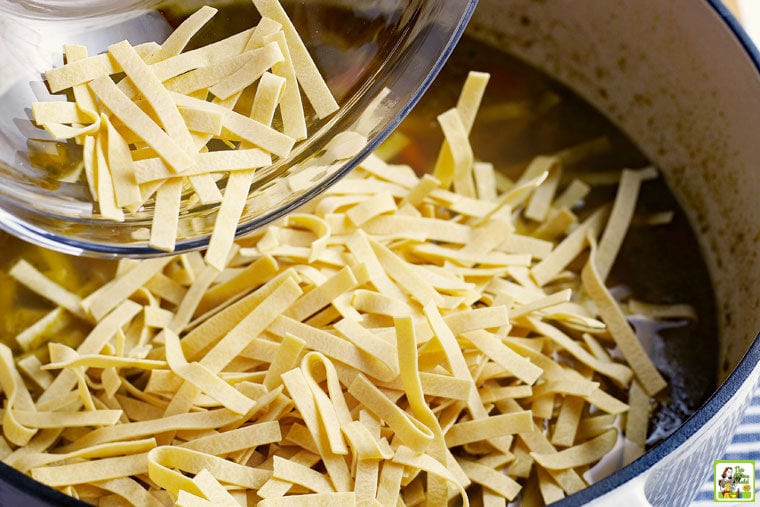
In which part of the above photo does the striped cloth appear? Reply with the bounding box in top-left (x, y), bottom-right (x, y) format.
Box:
top-left (691, 379), bottom-right (760, 505)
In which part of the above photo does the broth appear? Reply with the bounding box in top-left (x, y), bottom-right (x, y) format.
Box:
top-left (391, 35), bottom-right (718, 446)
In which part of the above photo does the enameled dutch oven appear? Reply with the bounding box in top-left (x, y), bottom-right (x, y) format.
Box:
top-left (0, 1), bottom-right (758, 505)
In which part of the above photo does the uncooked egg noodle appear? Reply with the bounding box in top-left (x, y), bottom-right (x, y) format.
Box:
top-left (6, 6), bottom-right (696, 503)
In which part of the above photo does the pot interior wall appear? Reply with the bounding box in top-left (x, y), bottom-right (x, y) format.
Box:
top-left (468, 0), bottom-right (760, 383)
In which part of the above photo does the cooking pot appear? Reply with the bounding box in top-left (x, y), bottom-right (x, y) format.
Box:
top-left (0, 1), bottom-right (759, 506)
top-left (467, 0), bottom-right (760, 505)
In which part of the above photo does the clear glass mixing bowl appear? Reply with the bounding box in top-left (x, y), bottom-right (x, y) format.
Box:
top-left (0, 0), bottom-right (477, 257)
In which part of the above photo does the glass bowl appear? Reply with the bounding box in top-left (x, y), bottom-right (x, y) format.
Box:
top-left (0, 0), bottom-right (477, 257)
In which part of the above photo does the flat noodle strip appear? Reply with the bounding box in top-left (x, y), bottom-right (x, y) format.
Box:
top-left (31, 453), bottom-right (150, 487)
top-left (458, 458), bottom-right (522, 501)
top-left (108, 40), bottom-right (196, 155)
top-left (461, 330), bottom-right (542, 385)
top-left (149, 178), bottom-right (183, 252)
top-left (44, 41), bottom-right (159, 92)
top-left (594, 167), bottom-right (658, 281)
top-left (164, 330), bottom-right (256, 415)
top-left (144, 6), bottom-right (218, 64)
top-left (60, 409), bottom-right (242, 451)
top-left (530, 428), bottom-right (618, 470)
top-left (94, 131), bottom-right (125, 221)
top-left (348, 374), bottom-right (434, 452)
top-left (147, 446), bottom-right (269, 495)
top-left (88, 77), bottom-right (193, 173)
top-left (258, 492), bottom-right (357, 507)
top-left (252, 0), bottom-right (339, 118)
top-left (9, 259), bottom-right (85, 319)
top-left (445, 412), bottom-right (533, 447)
top-left (582, 243), bottom-right (667, 396)
top-left (208, 41), bottom-right (284, 100)
top-left (83, 257), bottom-right (171, 321)
top-left (181, 421), bottom-right (281, 455)
top-left (280, 368), bottom-right (353, 492)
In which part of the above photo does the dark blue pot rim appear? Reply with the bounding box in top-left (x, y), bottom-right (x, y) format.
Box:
top-left (555, 5), bottom-right (760, 505)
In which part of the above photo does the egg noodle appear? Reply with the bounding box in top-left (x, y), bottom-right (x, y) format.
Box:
top-left (32, 1), bottom-right (338, 260)
top-left (9, 4), bottom-right (696, 505)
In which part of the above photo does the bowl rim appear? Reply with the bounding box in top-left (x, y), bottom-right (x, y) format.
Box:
top-left (554, 4), bottom-right (760, 504)
top-left (0, 0), bottom-right (479, 258)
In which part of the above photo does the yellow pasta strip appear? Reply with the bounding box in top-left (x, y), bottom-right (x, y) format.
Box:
top-left (9, 259), bottom-right (85, 319)
top-left (531, 206), bottom-right (606, 286)
top-left (37, 299), bottom-right (142, 406)
top-left (252, 71), bottom-right (287, 127)
top-left (346, 192), bottom-right (397, 226)
top-left (551, 396), bottom-right (585, 448)
top-left (623, 380), bottom-right (649, 465)
top-left (462, 330), bottom-right (542, 385)
top-left (164, 329), bottom-right (255, 415)
top-left (348, 374), bottom-right (433, 452)
top-left (594, 167), bottom-right (658, 281)
top-left (258, 492), bottom-right (357, 507)
top-left (270, 316), bottom-right (396, 382)
top-left (83, 257), bottom-right (171, 321)
top-left (333, 318), bottom-right (398, 375)
top-left (526, 319), bottom-right (633, 387)
top-left (263, 333), bottom-right (306, 391)
top-left (436, 108), bottom-right (475, 196)
top-left (392, 446), bottom-right (469, 507)
top-left (530, 428), bottom-right (618, 470)
top-left (208, 41), bottom-right (284, 100)
top-left (252, 0), bottom-right (338, 119)
top-left (191, 468), bottom-right (239, 506)
top-left (150, 28), bottom-right (254, 82)
top-left (144, 6), bottom-right (218, 64)
top-left (88, 77), bottom-right (193, 173)
top-left (301, 353), bottom-right (353, 455)
top-left (370, 238), bottom-right (443, 306)
top-left (31, 453), bottom-right (150, 487)
top-left (109, 40), bottom-right (196, 156)
top-left (0, 344), bottom-right (37, 446)
top-left (95, 477), bottom-right (164, 507)
top-left (280, 368), bottom-right (353, 492)
top-left (148, 446), bottom-right (269, 495)
top-left (265, 31), bottom-right (306, 139)
top-left (459, 458), bottom-right (522, 500)
top-left (149, 178), bottom-right (183, 252)
top-left (32, 101), bottom-right (93, 125)
top-left (180, 421), bottom-right (281, 455)
top-left (182, 270), bottom-right (299, 361)
top-left (44, 41), bottom-right (159, 92)
top-left (273, 455), bottom-right (335, 493)
top-left (61, 408), bottom-right (242, 451)
top-left (363, 214), bottom-right (470, 244)
top-left (287, 266), bottom-right (357, 321)
top-left (445, 411), bottom-right (533, 447)
top-left (582, 244), bottom-right (667, 396)
top-left (134, 149), bottom-right (270, 184)
top-left (45, 343), bottom-right (165, 371)
top-left (200, 276), bottom-right (302, 372)
top-left (93, 128), bottom-right (125, 221)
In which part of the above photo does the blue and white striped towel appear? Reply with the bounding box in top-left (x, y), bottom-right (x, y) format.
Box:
top-left (691, 379), bottom-right (760, 505)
